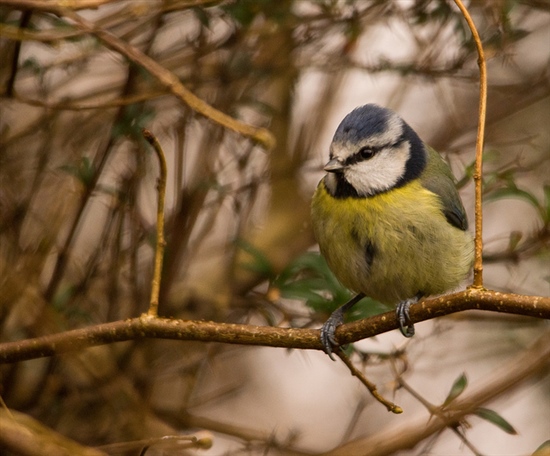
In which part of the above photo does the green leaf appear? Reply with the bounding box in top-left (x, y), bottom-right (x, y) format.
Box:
top-left (111, 104), bottom-right (156, 140)
top-left (543, 185), bottom-right (550, 223)
top-left (346, 296), bottom-right (390, 319)
top-left (455, 158), bottom-right (476, 189)
top-left (507, 231), bottom-right (523, 252)
top-left (474, 407), bottom-right (518, 435)
top-left (279, 280), bottom-right (322, 300)
top-left (59, 156), bottom-right (95, 187)
top-left (272, 252), bottom-right (392, 317)
top-left (192, 7), bottom-right (211, 28)
top-left (78, 156), bottom-right (95, 187)
top-left (21, 57), bottom-right (42, 76)
top-left (261, 251), bottom-right (390, 319)
top-left (485, 186), bottom-right (536, 206)
top-left (443, 373), bottom-right (468, 406)
top-left (485, 185), bottom-right (545, 220)
top-left (235, 239), bottom-right (274, 279)
top-left (222, 0), bottom-right (259, 27)
top-left (275, 252), bottom-right (343, 294)
top-left (52, 284), bottom-right (76, 311)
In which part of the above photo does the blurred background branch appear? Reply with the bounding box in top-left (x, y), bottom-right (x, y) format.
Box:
top-left (1, 1), bottom-right (549, 455)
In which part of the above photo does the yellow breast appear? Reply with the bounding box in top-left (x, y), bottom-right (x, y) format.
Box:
top-left (311, 179), bottom-right (473, 304)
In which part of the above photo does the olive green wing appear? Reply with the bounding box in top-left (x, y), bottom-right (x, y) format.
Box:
top-left (421, 145), bottom-right (468, 231)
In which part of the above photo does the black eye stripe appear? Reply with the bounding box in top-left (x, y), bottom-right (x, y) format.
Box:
top-left (345, 136), bottom-right (407, 166)
top-left (344, 145), bottom-right (379, 166)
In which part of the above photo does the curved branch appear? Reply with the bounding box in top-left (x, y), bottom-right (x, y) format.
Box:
top-left (453, 0), bottom-right (487, 288)
top-left (1, 289), bottom-right (548, 364)
top-left (142, 129), bottom-right (167, 317)
top-left (58, 8), bottom-right (276, 150)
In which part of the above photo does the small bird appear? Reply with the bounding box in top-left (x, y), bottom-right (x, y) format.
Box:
top-left (311, 104), bottom-right (474, 358)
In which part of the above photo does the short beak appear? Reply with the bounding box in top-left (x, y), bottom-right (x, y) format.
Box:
top-left (324, 158), bottom-right (345, 173)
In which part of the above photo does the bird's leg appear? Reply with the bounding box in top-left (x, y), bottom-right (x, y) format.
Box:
top-left (396, 294), bottom-right (421, 337)
top-left (321, 293), bottom-right (365, 360)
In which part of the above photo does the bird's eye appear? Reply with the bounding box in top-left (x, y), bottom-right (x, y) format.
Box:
top-left (358, 147), bottom-right (376, 160)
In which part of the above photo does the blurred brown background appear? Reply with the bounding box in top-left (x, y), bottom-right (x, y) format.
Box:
top-left (1, 1), bottom-right (549, 455)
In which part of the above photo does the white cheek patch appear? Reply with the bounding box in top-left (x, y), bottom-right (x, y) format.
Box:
top-left (345, 141), bottom-right (410, 196)
top-left (366, 112), bottom-right (403, 147)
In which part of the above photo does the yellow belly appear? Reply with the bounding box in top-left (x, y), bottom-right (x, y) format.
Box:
top-left (311, 179), bottom-right (473, 304)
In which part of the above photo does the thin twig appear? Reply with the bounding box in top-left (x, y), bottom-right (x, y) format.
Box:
top-left (449, 427), bottom-right (483, 456)
top-left (453, 0), bottom-right (487, 288)
top-left (392, 365), bottom-right (437, 414)
top-left (394, 369), bottom-right (483, 455)
top-left (324, 331), bottom-right (550, 456)
top-left (96, 433), bottom-right (213, 453)
top-left (142, 129), bottom-right (167, 317)
top-left (335, 349), bottom-right (403, 414)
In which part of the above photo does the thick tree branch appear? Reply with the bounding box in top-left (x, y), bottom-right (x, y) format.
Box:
top-left (1, 289), bottom-right (548, 364)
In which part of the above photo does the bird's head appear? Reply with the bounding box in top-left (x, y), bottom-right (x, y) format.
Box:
top-left (323, 104), bottom-right (426, 198)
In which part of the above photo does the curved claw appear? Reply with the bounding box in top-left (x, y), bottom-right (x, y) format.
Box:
top-left (396, 297), bottom-right (418, 338)
top-left (320, 307), bottom-right (345, 361)
top-left (320, 293), bottom-right (365, 360)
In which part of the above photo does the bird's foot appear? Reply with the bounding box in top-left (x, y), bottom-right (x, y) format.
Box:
top-left (320, 293), bottom-right (365, 361)
top-left (396, 297), bottom-right (418, 338)
top-left (320, 307), bottom-right (345, 361)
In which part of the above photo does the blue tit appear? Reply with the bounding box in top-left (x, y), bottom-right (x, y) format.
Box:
top-left (311, 103), bottom-right (474, 358)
